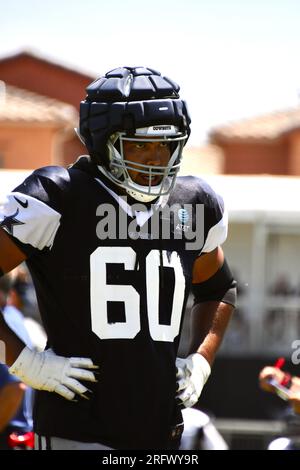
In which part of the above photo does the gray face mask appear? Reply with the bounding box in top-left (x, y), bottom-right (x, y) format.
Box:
top-left (99, 126), bottom-right (188, 202)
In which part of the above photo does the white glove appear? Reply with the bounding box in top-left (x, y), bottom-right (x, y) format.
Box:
top-left (176, 353), bottom-right (211, 408)
top-left (9, 346), bottom-right (98, 401)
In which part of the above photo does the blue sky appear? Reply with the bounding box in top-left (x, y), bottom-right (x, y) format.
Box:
top-left (1, 0), bottom-right (300, 144)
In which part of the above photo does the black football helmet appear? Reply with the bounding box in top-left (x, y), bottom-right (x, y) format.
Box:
top-left (78, 66), bottom-right (191, 201)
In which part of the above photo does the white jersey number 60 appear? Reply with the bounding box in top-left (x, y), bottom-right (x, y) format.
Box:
top-left (90, 246), bottom-right (185, 342)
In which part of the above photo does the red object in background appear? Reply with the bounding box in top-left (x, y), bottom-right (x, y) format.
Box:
top-left (274, 357), bottom-right (285, 369)
top-left (8, 431), bottom-right (34, 450)
top-left (274, 357), bottom-right (292, 387)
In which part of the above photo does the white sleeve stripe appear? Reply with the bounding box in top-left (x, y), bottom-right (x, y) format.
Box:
top-left (0, 192), bottom-right (61, 250)
top-left (201, 208), bottom-right (228, 253)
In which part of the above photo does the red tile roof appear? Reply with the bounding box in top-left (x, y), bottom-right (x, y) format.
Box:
top-left (0, 82), bottom-right (78, 125)
top-left (0, 50), bottom-right (95, 81)
top-left (210, 107), bottom-right (300, 141)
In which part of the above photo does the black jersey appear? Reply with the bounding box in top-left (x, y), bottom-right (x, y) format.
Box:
top-left (0, 157), bottom-right (227, 449)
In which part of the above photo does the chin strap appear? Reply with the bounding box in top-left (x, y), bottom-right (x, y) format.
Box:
top-left (125, 187), bottom-right (159, 203)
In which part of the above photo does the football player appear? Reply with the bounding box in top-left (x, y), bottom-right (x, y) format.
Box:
top-left (0, 66), bottom-right (236, 450)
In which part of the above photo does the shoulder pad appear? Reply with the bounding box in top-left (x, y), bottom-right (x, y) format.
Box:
top-left (33, 166), bottom-right (71, 190)
top-left (172, 176), bottom-right (219, 204)
top-left (13, 166), bottom-right (71, 214)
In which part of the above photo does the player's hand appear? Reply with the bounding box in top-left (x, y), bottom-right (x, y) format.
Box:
top-left (9, 346), bottom-right (99, 401)
top-left (176, 353), bottom-right (211, 408)
top-left (259, 366), bottom-right (286, 393)
top-left (287, 377), bottom-right (300, 414)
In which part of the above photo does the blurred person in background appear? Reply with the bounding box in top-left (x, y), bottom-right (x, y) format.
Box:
top-left (8, 265), bottom-right (40, 321)
top-left (0, 275), bottom-right (33, 449)
top-left (0, 365), bottom-right (33, 450)
top-left (260, 364), bottom-right (300, 415)
top-left (259, 363), bottom-right (300, 450)
top-left (8, 266), bottom-right (46, 351)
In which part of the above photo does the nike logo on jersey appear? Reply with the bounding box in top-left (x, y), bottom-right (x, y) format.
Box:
top-left (13, 195), bottom-right (29, 208)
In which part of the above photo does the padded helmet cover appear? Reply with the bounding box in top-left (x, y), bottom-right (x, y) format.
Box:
top-left (79, 66), bottom-right (191, 165)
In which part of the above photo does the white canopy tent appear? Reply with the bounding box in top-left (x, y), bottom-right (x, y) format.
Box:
top-left (203, 174), bottom-right (300, 224)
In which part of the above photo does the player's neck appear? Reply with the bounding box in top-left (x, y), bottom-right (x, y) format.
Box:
top-left (98, 172), bottom-right (159, 208)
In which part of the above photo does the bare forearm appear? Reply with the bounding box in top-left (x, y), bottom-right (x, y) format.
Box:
top-left (188, 301), bottom-right (234, 365)
top-left (0, 312), bottom-right (26, 366)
